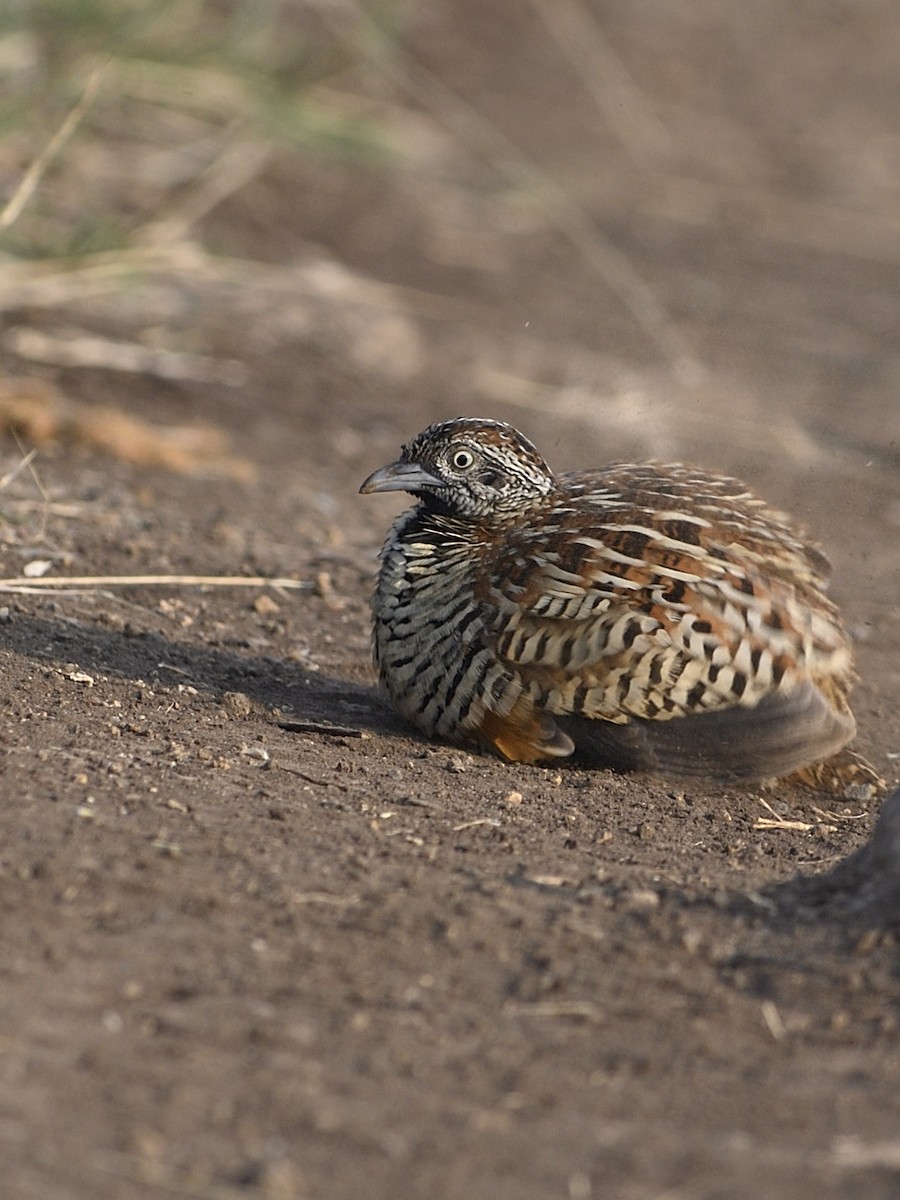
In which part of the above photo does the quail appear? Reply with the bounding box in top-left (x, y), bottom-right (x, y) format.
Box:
top-left (360, 417), bottom-right (867, 785)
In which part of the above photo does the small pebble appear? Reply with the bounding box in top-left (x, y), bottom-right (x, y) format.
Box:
top-left (254, 593), bottom-right (280, 616)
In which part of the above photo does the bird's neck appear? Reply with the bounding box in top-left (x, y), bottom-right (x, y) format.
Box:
top-left (415, 493), bottom-right (548, 537)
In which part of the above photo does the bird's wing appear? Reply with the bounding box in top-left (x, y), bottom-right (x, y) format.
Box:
top-left (482, 472), bottom-right (851, 726)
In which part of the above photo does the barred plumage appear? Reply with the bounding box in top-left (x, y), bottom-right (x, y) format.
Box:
top-left (360, 417), bottom-right (868, 785)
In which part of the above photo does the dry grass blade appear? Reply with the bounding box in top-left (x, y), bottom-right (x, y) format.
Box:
top-left (289, 891), bottom-right (360, 907)
top-left (505, 1000), bottom-right (603, 1023)
top-left (4, 429), bottom-right (53, 543)
top-left (809, 805), bottom-right (869, 823)
top-left (754, 817), bottom-right (816, 832)
top-left (0, 446), bottom-right (38, 491)
top-left (0, 62), bottom-right (107, 235)
top-left (760, 999), bottom-right (787, 1041)
top-left (0, 574), bottom-right (310, 594)
top-left (753, 797), bottom-right (815, 832)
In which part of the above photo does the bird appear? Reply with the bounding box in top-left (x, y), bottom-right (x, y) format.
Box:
top-left (359, 417), bottom-right (872, 788)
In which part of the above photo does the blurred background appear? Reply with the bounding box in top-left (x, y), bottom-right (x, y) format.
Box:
top-left (1, 0), bottom-right (899, 542)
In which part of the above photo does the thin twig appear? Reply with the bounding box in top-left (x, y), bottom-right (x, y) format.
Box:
top-left (276, 764), bottom-right (350, 792)
top-left (278, 721), bottom-right (365, 738)
top-left (0, 63), bottom-right (107, 234)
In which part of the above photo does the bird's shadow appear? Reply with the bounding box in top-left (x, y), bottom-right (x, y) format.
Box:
top-left (3, 610), bottom-right (408, 739)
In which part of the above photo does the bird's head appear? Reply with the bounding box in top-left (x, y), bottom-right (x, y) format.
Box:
top-left (359, 418), bottom-right (554, 521)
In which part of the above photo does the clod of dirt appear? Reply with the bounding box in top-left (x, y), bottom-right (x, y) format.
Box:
top-left (221, 690), bottom-right (257, 719)
top-left (445, 753), bottom-right (473, 774)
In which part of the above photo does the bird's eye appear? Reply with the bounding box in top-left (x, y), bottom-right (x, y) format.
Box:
top-left (450, 448), bottom-right (475, 470)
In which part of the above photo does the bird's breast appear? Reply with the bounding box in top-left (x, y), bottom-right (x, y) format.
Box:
top-left (372, 518), bottom-right (516, 741)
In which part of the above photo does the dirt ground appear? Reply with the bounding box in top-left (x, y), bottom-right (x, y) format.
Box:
top-left (2, 4), bottom-right (900, 1198)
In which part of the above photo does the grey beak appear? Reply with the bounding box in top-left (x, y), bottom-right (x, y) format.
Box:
top-left (359, 460), bottom-right (446, 495)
